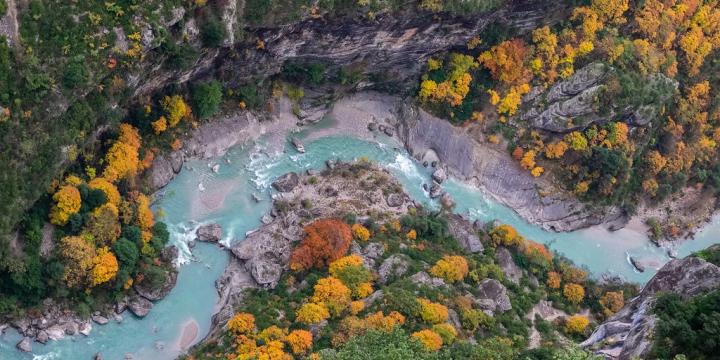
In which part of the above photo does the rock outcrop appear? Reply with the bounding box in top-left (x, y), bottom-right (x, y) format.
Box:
top-left (495, 246), bottom-right (523, 284)
top-left (127, 296), bottom-right (153, 318)
top-left (272, 172), bottom-right (300, 193)
top-left (582, 256), bottom-right (720, 359)
top-left (133, 269), bottom-right (178, 301)
top-left (475, 279), bottom-right (512, 314)
top-left (447, 214), bottom-right (483, 253)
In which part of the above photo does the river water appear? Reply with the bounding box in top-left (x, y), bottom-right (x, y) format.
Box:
top-left (1, 134), bottom-right (718, 360)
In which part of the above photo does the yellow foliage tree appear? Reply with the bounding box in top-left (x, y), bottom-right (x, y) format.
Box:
top-left (563, 283), bottom-right (586, 304)
top-left (59, 236), bottom-right (96, 289)
top-left (88, 177), bottom-right (121, 205)
top-left (429, 256), bottom-right (469, 283)
top-left (591, 0), bottom-right (629, 24)
top-left (87, 203), bottom-right (121, 246)
top-left (312, 277), bottom-right (351, 316)
top-left (351, 223), bottom-right (370, 242)
top-left (152, 116), bottom-right (168, 135)
top-left (599, 291), bottom-right (625, 314)
top-left (419, 299), bottom-right (449, 324)
top-left (296, 303), bottom-right (330, 325)
top-left (91, 247), bottom-right (119, 286)
top-left (565, 315), bottom-right (590, 334)
top-left (432, 323), bottom-right (457, 345)
top-left (50, 185), bottom-right (81, 225)
top-left (520, 150), bottom-right (537, 170)
top-left (564, 131), bottom-right (589, 151)
top-left (227, 313), bottom-right (255, 334)
top-left (489, 224), bottom-right (521, 247)
top-left (161, 95), bottom-right (190, 127)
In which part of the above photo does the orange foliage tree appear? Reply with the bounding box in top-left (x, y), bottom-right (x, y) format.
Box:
top-left (286, 329), bottom-right (313, 355)
top-left (91, 246), bottom-right (119, 286)
top-left (565, 315), bottom-right (590, 334)
top-left (479, 39), bottom-right (532, 86)
top-left (412, 329), bottom-right (443, 351)
top-left (600, 290), bottom-right (625, 314)
top-left (547, 271), bottom-right (562, 289)
top-left (289, 219), bottom-right (352, 271)
top-left (227, 313), bottom-right (256, 334)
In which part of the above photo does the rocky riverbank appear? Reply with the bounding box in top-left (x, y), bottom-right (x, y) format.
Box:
top-left (3, 248), bottom-right (179, 354)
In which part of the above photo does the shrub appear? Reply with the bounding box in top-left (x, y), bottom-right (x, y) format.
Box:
top-left (192, 80), bottom-right (223, 119)
top-left (461, 308), bottom-right (495, 331)
top-left (63, 58), bottom-right (89, 89)
top-left (50, 185), bottom-right (81, 225)
top-left (429, 255), bottom-right (469, 283)
top-left (565, 315), bottom-right (589, 334)
top-left (201, 18), bottom-right (226, 47)
top-left (351, 223), bottom-right (371, 241)
top-left (412, 329), bottom-right (443, 351)
top-left (489, 224), bottom-right (521, 247)
top-left (599, 291), bottom-right (624, 315)
top-left (333, 328), bottom-right (434, 359)
top-left (113, 238), bottom-right (139, 269)
top-left (431, 323), bottom-right (457, 344)
top-left (290, 219), bottom-right (352, 271)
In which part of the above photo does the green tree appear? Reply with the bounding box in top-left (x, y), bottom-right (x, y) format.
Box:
top-left (192, 81), bottom-right (223, 119)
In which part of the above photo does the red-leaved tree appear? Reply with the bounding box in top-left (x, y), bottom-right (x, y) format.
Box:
top-left (290, 219), bottom-right (352, 271)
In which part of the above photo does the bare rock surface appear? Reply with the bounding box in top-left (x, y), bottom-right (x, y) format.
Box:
top-left (127, 296), bottom-right (153, 318)
top-left (475, 279), bottom-right (512, 314)
top-left (495, 247), bottom-right (523, 284)
top-left (196, 223), bottom-right (223, 243)
top-left (582, 256), bottom-right (720, 359)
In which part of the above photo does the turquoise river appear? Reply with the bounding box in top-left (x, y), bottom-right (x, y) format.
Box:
top-left (1, 133), bottom-right (719, 360)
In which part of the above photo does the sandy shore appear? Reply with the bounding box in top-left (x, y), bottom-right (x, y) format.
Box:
top-left (178, 319), bottom-right (199, 350)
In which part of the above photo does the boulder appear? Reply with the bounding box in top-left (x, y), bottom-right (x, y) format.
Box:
top-left (62, 322), bottom-right (78, 336)
top-left (92, 315), bottom-right (109, 325)
top-left (78, 321), bottom-right (92, 336)
top-left (272, 172), bottom-right (299, 192)
top-left (17, 337), bottom-right (32, 352)
top-left (495, 247), bottom-right (522, 284)
top-left (36, 330), bottom-right (49, 344)
top-left (95, 353), bottom-right (104, 360)
top-left (231, 230), bottom-right (292, 287)
top-left (128, 296), bottom-right (153, 318)
top-left (386, 193), bottom-right (404, 207)
top-left (431, 168), bottom-right (447, 184)
top-left (476, 279), bottom-right (512, 313)
top-left (410, 271), bottom-right (446, 288)
top-left (196, 223), bottom-right (223, 243)
top-left (429, 183), bottom-right (444, 198)
top-left (378, 255), bottom-right (410, 284)
top-left (383, 126), bottom-right (395, 137)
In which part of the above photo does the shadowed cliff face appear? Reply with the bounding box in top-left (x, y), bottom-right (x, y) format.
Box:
top-left (136, 0), bottom-right (569, 96)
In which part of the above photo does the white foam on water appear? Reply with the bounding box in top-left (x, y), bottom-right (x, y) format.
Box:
top-left (33, 352), bottom-right (60, 360)
top-left (170, 222), bottom-right (203, 265)
top-left (386, 153), bottom-right (425, 185)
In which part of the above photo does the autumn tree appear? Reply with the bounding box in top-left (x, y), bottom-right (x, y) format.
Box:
top-left (103, 124), bottom-right (142, 182)
top-left (545, 141), bottom-right (569, 159)
top-left (227, 312), bottom-right (256, 334)
top-left (563, 283), bottom-right (586, 304)
top-left (289, 219), bottom-right (352, 271)
top-left (91, 247), bottom-right (119, 286)
top-left (329, 255), bottom-right (374, 299)
top-left (59, 236), bottom-right (96, 289)
top-left (161, 95), bottom-right (190, 127)
top-left (296, 302), bottom-right (330, 325)
top-left (351, 223), bottom-right (370, 241)
top-left (419, 299), bottom-right (449, 324)
top-left (591, 0), bottom-right (628, 25)
top-left (412, 329), bottom-right (443, 351)
top-left (489, 224), bottom-right (521, 247)
top-left (600, 291), bottom-right (624, 315)
top-left (479, 39), bottom-right (531, 86)
top-left (50, 185), bottom-right (81, 225)
top-left (565, 315), bottom-right (590, 334)
top-left (86, 203), bottom-right (121, 246)
top-left (286, 329), bottom-right (313, 355)
top-left (547, 271), bottom-right (561, 289)
top-left (429, 256), bottom-right (469, 283)
top-left (312, 277), bottom-right (352, 316)
top-left (88, 178), bottom-right (121, 205)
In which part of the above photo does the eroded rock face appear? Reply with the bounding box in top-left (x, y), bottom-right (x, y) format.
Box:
top-left (398, 101), bottom-right (621, 232)
top-left (582, 256), bottom-right (720, 359)
top-left (196, 223), bottom-right (223, 243)
top-left (378, 255), bottom-right (410, 284)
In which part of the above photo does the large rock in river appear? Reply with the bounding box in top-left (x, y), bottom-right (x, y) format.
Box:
top-left (196, 223), bottom-right (223, 242)
top-left (127, 296), bottom-right (153, 318)
top-left (272, 172), bottom-right (299, 192)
